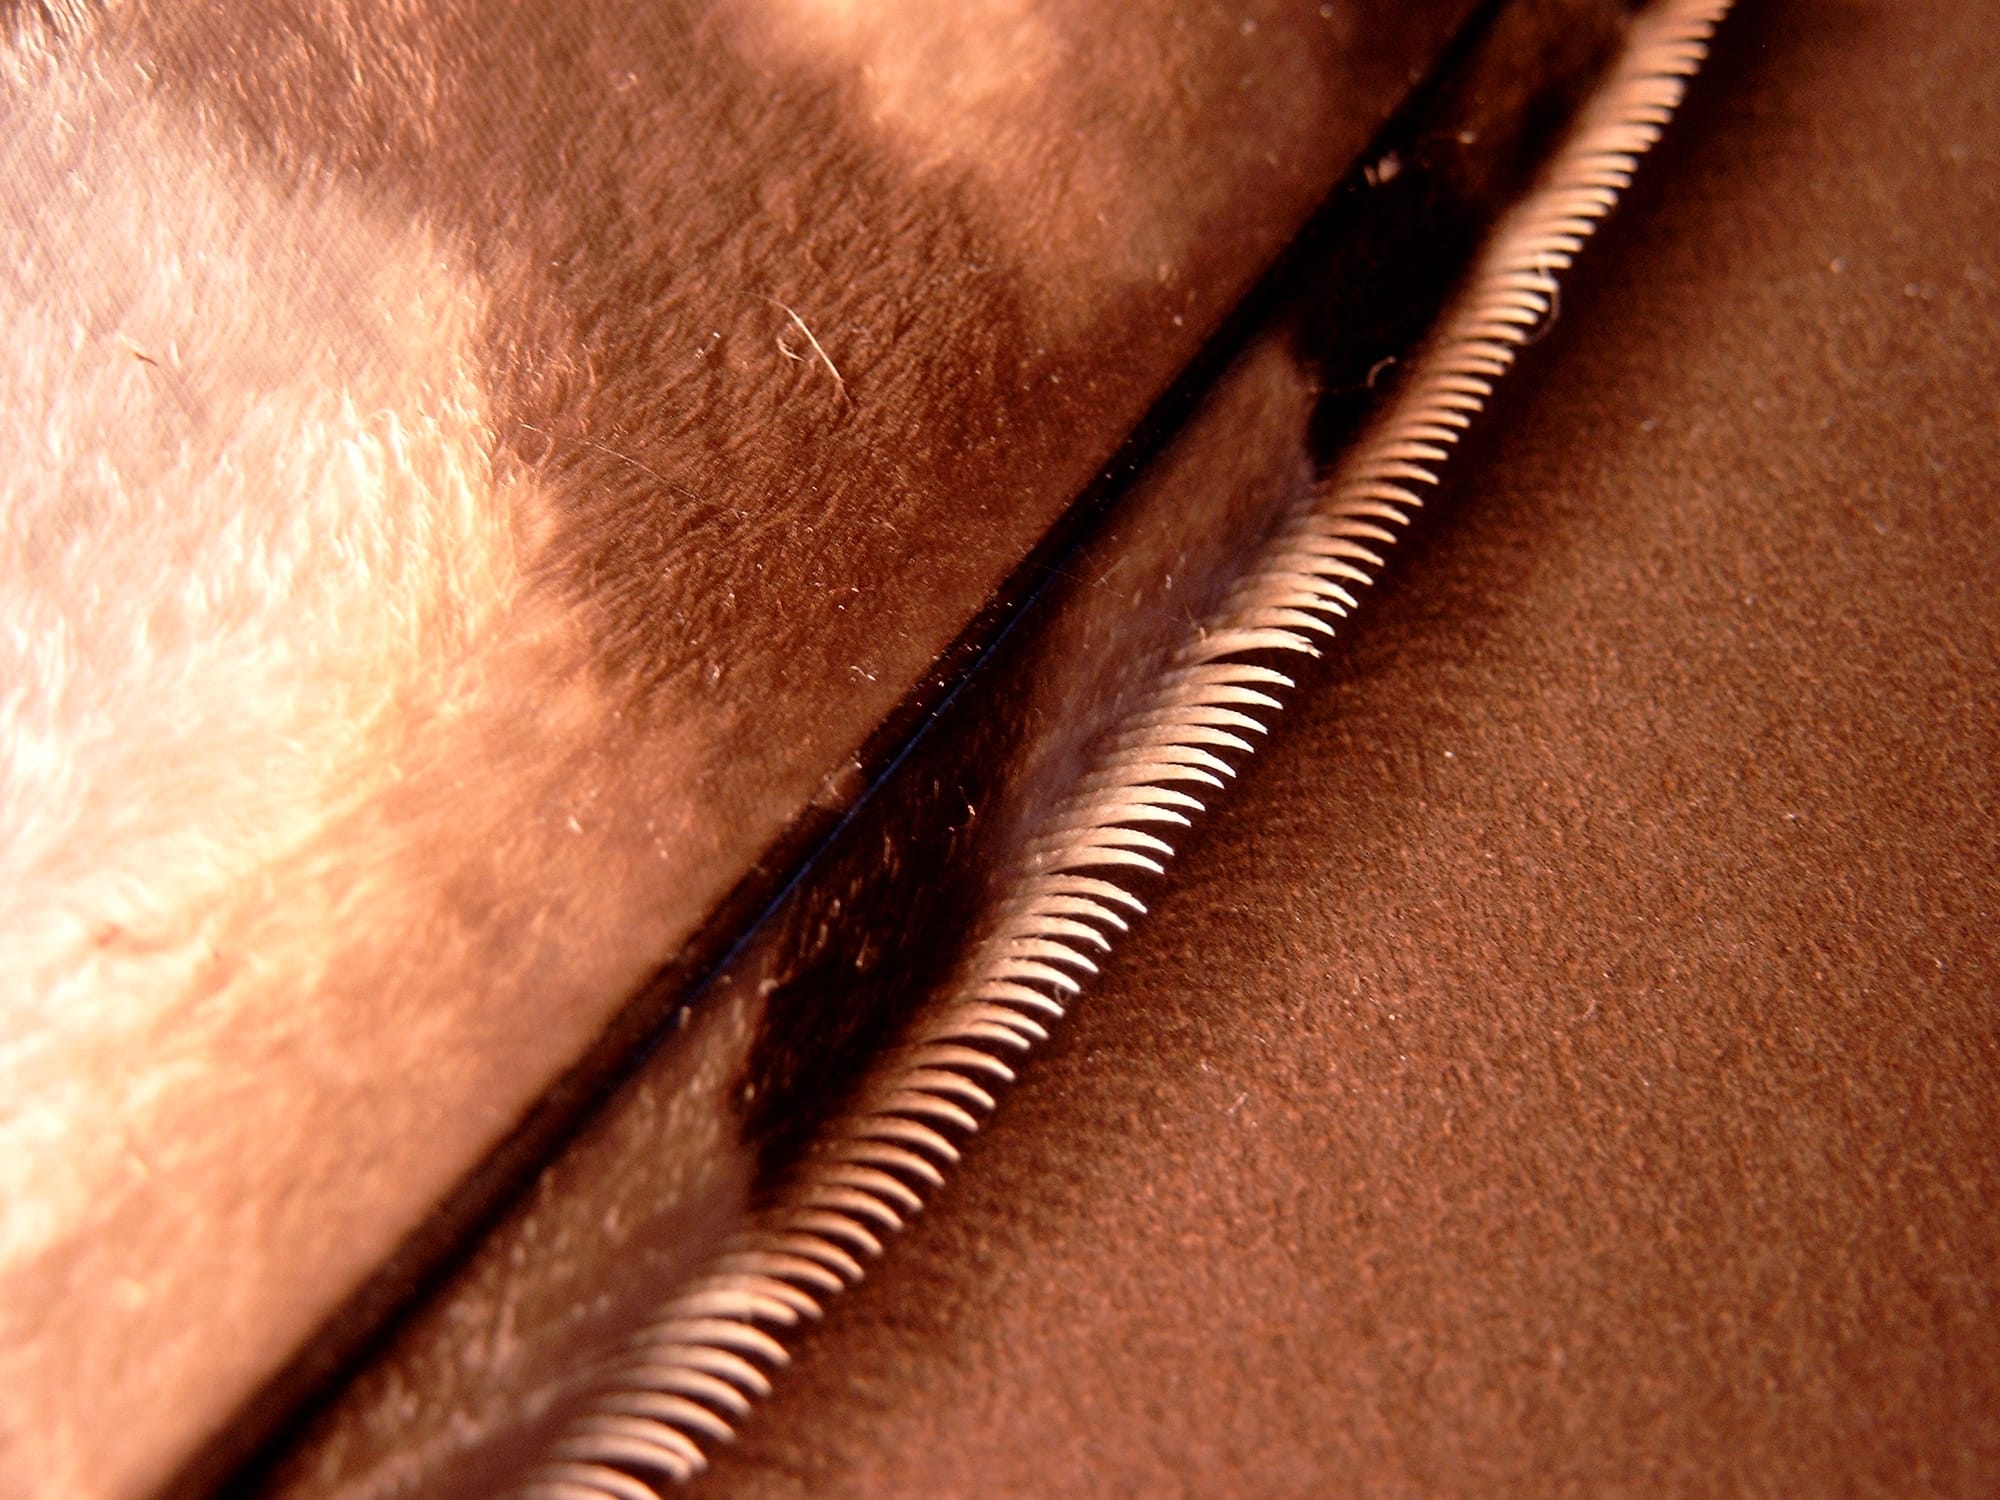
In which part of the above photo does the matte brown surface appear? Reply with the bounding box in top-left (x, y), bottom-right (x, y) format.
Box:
top-left (693, 3), bottom-right (2000, 1495)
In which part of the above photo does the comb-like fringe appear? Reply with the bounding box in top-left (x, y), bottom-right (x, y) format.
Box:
top-left (510, 1), bottom-right (1733, 1489)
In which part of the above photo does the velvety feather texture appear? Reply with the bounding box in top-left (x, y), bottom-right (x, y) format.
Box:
top-left (0, 1), bottom-right (1483, 1493)
top-left (0, 18), bottom-right (527, 1261)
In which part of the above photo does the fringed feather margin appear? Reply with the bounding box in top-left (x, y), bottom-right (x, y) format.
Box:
top-left (514, 1), bottom-right (1735, 1490)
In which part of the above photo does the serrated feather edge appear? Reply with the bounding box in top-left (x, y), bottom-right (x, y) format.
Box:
top-left (511, 1), bottom-right (1735, 1489)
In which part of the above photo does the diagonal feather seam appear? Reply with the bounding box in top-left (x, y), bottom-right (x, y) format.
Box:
top-left (515, 0), bottom-right (1737, 1491)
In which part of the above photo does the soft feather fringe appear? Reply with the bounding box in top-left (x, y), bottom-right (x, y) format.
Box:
top-left (0, 20), bottom-right (519, 1269)
top-left (514, 1), bottom-right (1735, 1490)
